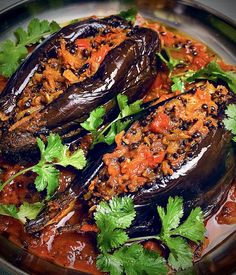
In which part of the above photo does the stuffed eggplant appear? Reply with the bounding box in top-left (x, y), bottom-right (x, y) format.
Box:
top-left (25, 82), bottom-right (236, 233)
top-left (0, 16), bottom-right (160, 161)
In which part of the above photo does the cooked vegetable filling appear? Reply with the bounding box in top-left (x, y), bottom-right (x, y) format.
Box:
top-left (86, 83), bottom-right (230, 202)
top-left (15, 27), bottom-right (128, 122)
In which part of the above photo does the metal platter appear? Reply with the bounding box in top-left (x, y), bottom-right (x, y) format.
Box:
top-left (0, 0), bottom-right (235, 274)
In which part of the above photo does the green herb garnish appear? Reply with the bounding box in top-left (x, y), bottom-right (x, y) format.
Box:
top-left (0, 133), bottom-right (86, 198)
top-left (223, 104), bottom-right (236, 142)
top-left (81, 94), bottom-right (143, 147)
top-left (157, 50), bottom-right (183, 72)
top-left (119, 8), bottom-right (137, 23)
top-left (0, 202), bottom-right (43, 223)
top-left (95, 196), bottom-right (205, 274)
top-left (0, 18), bottom-right (60, 77)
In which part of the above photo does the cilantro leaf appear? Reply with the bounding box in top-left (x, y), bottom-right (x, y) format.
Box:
top-left (17, 202), bottom-right (43, 223)
top-left (15, 18), bottom-right (60, 46)
top-left (97, 243), bottom-right (167, 275)
top-left (95, 197), bottom-right (136, 253)
top-left (82, 94), bottom-right (143, 147)
top-left (171, 207), bottom-right (205, 243)
top-left (0, 40), bottom-right (28, 77)
top-left (157, 196), bottom-right (205, 270)
top-left (119, 8), bottom-right (137, 23)
top-left (0, 18), bottom-right (60, 77)
top-left (57, 148), bottom-right (87, 170)
top-left (223, 104), bottom-right (236, 140)
top-left (37, 133), bottom-right (64, 163)
top-left (80, 106), bottom-right (105, 132)
top-left (157, 50), bottom-right (183, 72)
top-left (186, 61), bottom-right (236, 93)
top-left (0, 202), bottom-right (43, 224)
top-left (166, 236), bottom-right (193, 270)
top-left (0, 133), bottom-right (87, 198)
top-left (157, 196), bottom-right (184, 233)
top-left (0, 204), bottom-right (18, 219)
top-left (171, 77), bottom-right (185, 93)
top-left (33, 164), bottom-right (59, 198)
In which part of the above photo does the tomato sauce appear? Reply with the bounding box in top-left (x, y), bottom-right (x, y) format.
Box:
top-left (0, 16), bottom-right (236, 274)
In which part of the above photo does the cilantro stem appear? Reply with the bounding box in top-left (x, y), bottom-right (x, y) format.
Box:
top-left (0, 166), bottom-right (33, 190)
top-left (127, 235), bottom-right (159, 243)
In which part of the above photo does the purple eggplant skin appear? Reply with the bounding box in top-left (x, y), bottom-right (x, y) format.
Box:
top-left (25, 92), bottom-right (236, 234)
top-left (0, 19), bottom-right (160, 161)
top-left (0, 15), bottom-right (131, 118)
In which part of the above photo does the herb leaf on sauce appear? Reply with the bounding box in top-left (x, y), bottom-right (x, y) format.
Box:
top-left (0, 202), bottom-right (43, 223)
top-left (0, 18), bottom-right (60, 77)
top-left (0, 133), bottom-right (86, 198)
top-left (157, 50), bottom-right (182, 72)
top-left (95, 196), bottom-right (136, 253)
top-left (186, 61), bottom-right (236, 93)
top-left (119, 8), bottom-right (137, 23)
top-left (95, 196), bottom-right (205, 274)
top-left (97, 243), bottom-right (167, 275)
top-left (223, 104), bottom-right (236, 142)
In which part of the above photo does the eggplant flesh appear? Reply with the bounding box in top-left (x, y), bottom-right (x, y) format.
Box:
top-left (0, 16), bottom-right (159, 161)
top-left (25, 83), bottom-right (236, 234)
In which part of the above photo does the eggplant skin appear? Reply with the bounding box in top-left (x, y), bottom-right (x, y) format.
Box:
top-left (25, 87), bottom-right (236, 234)
top-left (0, 17), bottom-right (160, 161)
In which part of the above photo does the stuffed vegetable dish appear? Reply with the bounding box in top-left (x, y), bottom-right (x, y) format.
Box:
top-left (0, 8), bottom-right (236, 274)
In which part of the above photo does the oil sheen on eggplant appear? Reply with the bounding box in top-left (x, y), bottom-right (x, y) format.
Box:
top-left (25, 83), bottom-right (236, 234)
top-left (0, 16), bottom-right (160, 161)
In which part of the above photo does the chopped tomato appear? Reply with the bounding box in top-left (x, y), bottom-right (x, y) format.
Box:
top-left (75, 38), bottom-right (90, 49)
top-left (149, 113), bottom-right (171, 134)
top-left (91, 44), bottom-right (110, 64)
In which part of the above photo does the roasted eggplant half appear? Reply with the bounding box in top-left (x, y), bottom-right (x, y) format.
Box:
top-left (0, 16), bottom-right (160, 161)
top-left (26, 82), bottom-right (236, 233)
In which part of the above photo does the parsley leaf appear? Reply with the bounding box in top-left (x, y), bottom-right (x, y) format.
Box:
top-left (81, 94), bottom-right (143, 147)
top-left (0, 202), bottom-right (43, 224)
top-left (95, 197), bottom-right (136, 253)
top-left (0, 133), bottom-right (87, 199)
top-left (0, 18), bottom-right (60, 77)
top-left (119, 8), bottom-right (137, 23)
top-left (97, 243), bottom-right (167, 275)
top-left (223, 104), bottom-right (236, 141)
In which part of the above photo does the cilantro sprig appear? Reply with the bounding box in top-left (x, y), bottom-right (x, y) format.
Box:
top-left (0, 18), bottom-right (60, 77)
top-left (158, 49), bottom-right (236, 94)
top-left (0, 202), bottom-right (43, 223)
top-left (223, 104), bottom-right (236, 142)
top-left (119, 8), bottom-right (137, 23)
top-left (0, 133), bottom-right (86, 198)
top-left (95, 196), bottom-right (205, 274)
top-left (81, 94), bottom-right (143, 147)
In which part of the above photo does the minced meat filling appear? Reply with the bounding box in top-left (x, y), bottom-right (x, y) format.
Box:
top-left (85, 82), bottom-right (230, 203)
top-left (15, 27), bottom-right (128, 122)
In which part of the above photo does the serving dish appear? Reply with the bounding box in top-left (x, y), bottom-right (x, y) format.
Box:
top-left (0, 0), bottom-right (236, 274)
